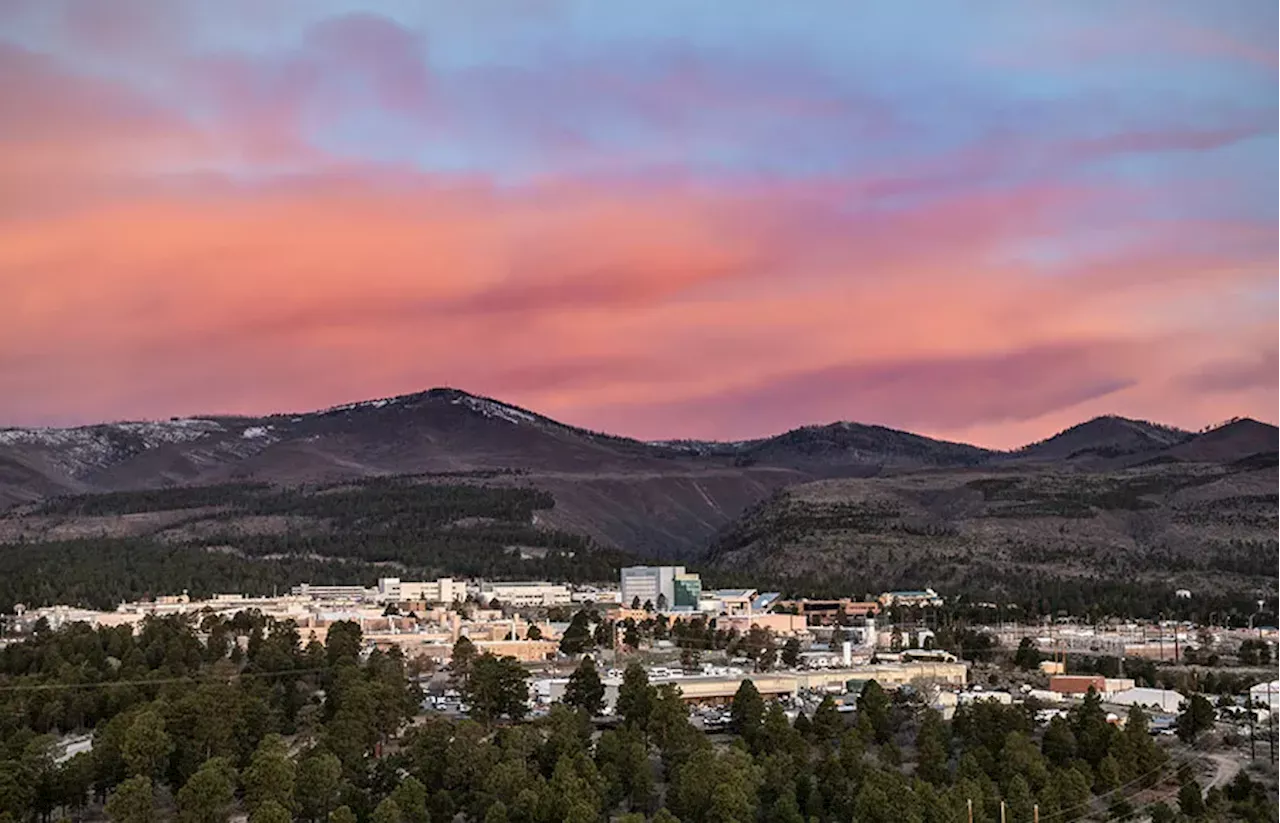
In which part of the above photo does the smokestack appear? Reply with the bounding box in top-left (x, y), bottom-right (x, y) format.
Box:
top-left (842, 641), bottom-right (852, 667)
top-left (864, 617), bottom-right (877, 649)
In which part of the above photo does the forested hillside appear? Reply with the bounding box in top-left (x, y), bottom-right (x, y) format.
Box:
top-left (705, 456), bottom-right (1279, 619)
top-left (0, 477), bottom-right (626, 611)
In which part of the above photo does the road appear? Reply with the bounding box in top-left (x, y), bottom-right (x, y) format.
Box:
top-left (1202, 750), bottom-right (1243, 795)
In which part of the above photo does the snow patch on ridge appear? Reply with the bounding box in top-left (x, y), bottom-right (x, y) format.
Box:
top-left (0, 419), bottom-right (225, 477)
top-left (451, 395), bottom-right (537, 425)
top-left (325, 397), bottom-right (401, 413)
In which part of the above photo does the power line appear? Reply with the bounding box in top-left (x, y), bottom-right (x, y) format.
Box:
top-left (0, 666), bottom-right (327, 693)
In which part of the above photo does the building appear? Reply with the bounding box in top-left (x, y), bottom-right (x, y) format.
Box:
top-left (1106, 688), bottom-right (1184, 714)
top-left (716, 613), bottom-right (808, 637)
top-left (878, 589), bottom-right (944, 609)
top-left (1043, 675), bottom-right (1135, 698)
top-left (774, 598), bottom-right (880, 623)
top-left (536, 660), bottom-right (968, 709)
top-left (708, 589), bottom-right (757, 615)
top-left (1249, 680), bottom-right (1280, 712)
top-left (1049, 675), bottom-right (1107, 695)
top-left (475, 581), bottom-right (571, 607)
top-left (377, 577), bottom-right (467, 604)
top-left (620, 566), bottom-right (702, 610)
top-left (290, 583), bottom-right (374, 601)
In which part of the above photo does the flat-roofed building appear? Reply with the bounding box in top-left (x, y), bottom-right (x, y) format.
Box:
top-left (476, 581), bottom-right (571, 607)
top-left (290, 583), bottom-right (375, 601)
top-left (377, 577), bottom-right (467, 604)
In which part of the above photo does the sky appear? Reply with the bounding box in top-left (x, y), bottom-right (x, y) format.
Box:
top-left (1, 0), bottom-right (1276, 449)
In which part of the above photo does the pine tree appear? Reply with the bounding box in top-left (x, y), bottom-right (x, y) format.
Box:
top-left (564, 656), bottom-right (606, 716)
top-left (105, 776), bottom-right (155, 823)
top-left (616, 664), bottom-right (655, 731)
top-left (729, 680), bottom-right (766, 739)
top-left (915, 708), bottom-right (950, 785)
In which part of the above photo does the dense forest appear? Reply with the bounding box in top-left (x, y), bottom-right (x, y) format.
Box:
top-left (0, 479), bottom-right (627, 611)
top-left (0, 615), bottom-right (1274, 822)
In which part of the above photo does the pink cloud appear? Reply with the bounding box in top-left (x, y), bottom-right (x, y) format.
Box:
top-left (0, 20), bottom-right (1275, 445)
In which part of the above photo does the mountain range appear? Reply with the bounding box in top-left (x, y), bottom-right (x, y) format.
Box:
top-left (1, 388), bottom-right (1276, 599)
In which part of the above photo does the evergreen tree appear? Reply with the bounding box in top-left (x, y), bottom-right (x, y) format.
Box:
top-left (1070, 688), bottom-right (1114, 766)
top-left (1178, 779), bottom-right (1205, 817)
top-left (295, 751), bottom-right (342, 823)
top-left (1004, 775), bottom-right (1035, 823)
top-left (249, 800), bottom-right (294, 823)
top-left (856, 680), bottom-right (893, 744)
top-left (1013, 638), bottom-right (1041, 670)
top-left (1176, 694), bottom-right (1215, 743)
top-left (464, 654), bottom-right (531, 723)
top-left (616, 664), bottom-right (655, 732)
top-left (915, 708), bottom-right (950, 785)
top-left (122, 710), bottom-right (174, 781)
top-left (105, 776), bottom-right (155, 823)
top-left (176, 757), bottom-right (237, 823)
top-left (325, 622), bottom-right (363, 667)
top-left (371, 797), bottom-right (403, 823)
top-left (729, 680), bottom-right (766, 739)
top-left (565, 655), bottom-right (604, 716)
top-left (389, 776), bottom-right (430, 823)
top-left (781, 637), bottom-right (802, 668)
top-left (810, 695), bottom-right (842, 743)
top-left (243, 734), bottom-right (296, 814)
top-left (559, 612), bottom-right (595, 655)
top-left (1040, 716), bottom-right (1077, 767)
top-left (329, 807), bottom-right (357, 823)
top-left (449, 636), bottom-right (478, 688)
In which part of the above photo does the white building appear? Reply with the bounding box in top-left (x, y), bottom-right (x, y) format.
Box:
top-left (377, 578), bottom-right (467, 604)
top-left (476, 581), bottom-right (571, 607)
top-left (1250, 680), bottom-right (1280, 712)
top-left (1106, 688), bottom-right (1185, 714)
top-left (290, 583), bottom-right (375, 601)
top-left (878, 588), bottom-right (944, 609)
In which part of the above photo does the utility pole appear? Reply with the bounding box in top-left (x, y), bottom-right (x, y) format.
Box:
top-left (1034, 803), bottom-right (1039, 823)
top-left (1248, 695), bottom-right (1257, 760)
top-left (967, 798), bottom-right (974, 823)
top-left (1000, 800), bottom-right (1006, 823)
top-left (1270, 680), bottom-right (1276, 765)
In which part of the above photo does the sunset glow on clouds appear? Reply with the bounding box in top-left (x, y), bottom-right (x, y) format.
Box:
top-left (1, 0), bottom-right (1276, 447)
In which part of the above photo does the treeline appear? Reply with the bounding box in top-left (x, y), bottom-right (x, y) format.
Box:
top-left (35, 479), bottom-right (557, 527)
top-left (0, 539), bottom-right (381, 612)
top-left (0, 535), bottom-right (624, 613)
top-left (35, 483), bottom-right (274, 516)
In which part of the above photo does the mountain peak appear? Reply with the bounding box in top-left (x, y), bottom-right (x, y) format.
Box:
top-left (1165, 417), bottom-right (1278, 463)
top-left (1016, 415), bottom-right (1190, 461)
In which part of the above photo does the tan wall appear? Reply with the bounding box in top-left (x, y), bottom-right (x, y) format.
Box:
top-left (642, 662), bottom-right (968, 706)
top-left (1050, 675), bottom-right (1107, 694)
top-left (717, 614), bottom-right (809, 636)
top-left (367, 636), bottom-right (558, 663)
